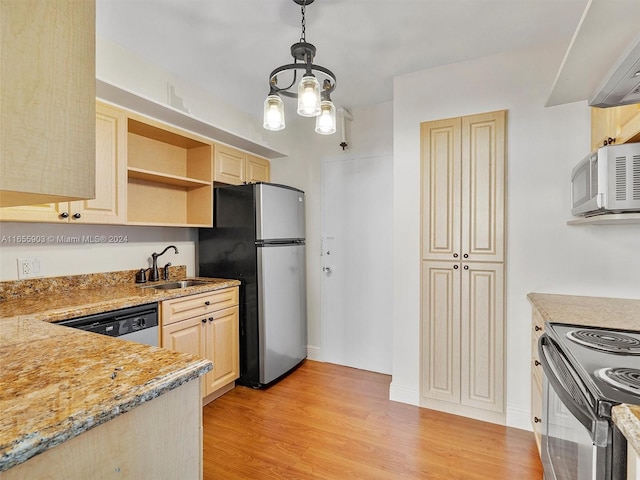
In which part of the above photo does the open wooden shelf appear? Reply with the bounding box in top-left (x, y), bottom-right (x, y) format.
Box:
top-left (127, 167), bottom-right (210, 188)
top-left (126, 113), bottom-right (214, 227)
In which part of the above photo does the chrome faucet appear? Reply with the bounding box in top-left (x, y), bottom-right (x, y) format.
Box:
top-left (150, 245), bottom-right (178, 282)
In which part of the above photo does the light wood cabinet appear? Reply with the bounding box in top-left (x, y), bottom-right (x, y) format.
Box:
top-left (161, 288), bottom-right (239, 403)
top-left (0, 102), bottom-right (127, 224)
top-left (0, 0), bottom-right (96, 207)
top-left (531, 308), bottom-right (545, 455)
top-left (215, 144), bottom-right (270, 185)
top-left (420, 110), bottom-right (507, 424)
top-left (591, 103), bottom-right (640, 152)
top-left (422, 112), bottom-right (505, 263)
top-left (126, 113), bottom-right (214, 227)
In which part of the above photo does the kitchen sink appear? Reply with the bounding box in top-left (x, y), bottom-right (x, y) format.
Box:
top-left (143, 280), bottom-right (209, 290)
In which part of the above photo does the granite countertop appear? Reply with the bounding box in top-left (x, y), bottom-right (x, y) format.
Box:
top-left (528, 293), bottom-right (640, 457)
top-left (527, 292), bottom-right (640, 331)
top-left (0, 268), bottom-right (241, 323)
top-left (0, 268), bottom-right (241, 472)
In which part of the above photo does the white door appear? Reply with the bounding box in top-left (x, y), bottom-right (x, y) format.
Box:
top-left (320, 154), bottom-right (393, 374)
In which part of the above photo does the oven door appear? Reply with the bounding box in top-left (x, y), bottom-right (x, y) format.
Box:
top-left (539, 334), bottom-right (612, 480)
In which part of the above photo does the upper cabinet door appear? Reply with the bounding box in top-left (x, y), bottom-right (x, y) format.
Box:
top-left (0, 0), bottom-right (95, 207)
top-left (246, 154), bottom-right (270, 184)
top-left (215, 145), bottom-right (245, 185)
top-left (69, 103), bottom-right (127, 224)
top-left (461, 111), bottom-right (506, 263)
top-left (421, 117), bottom-right (462, 261)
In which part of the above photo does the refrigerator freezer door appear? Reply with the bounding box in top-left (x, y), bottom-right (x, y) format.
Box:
top-left (257, 243), bottom-right (307, 384)
top-left (256, 184), bottom-right (305, 241)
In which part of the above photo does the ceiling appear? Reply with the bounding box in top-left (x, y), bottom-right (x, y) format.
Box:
top-left (96, 0), bottom-right (589, 122)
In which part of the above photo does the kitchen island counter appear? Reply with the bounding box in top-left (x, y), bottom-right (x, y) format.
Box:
top-left (0, 267), bottom-right (240, 475)
top-left (0, 316), bottom-right (211, 473)
top-left (528, 293), bottom-right (640, 461)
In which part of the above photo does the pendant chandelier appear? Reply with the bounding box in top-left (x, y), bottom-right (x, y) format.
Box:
top-left (263, 0), bottom-right (337, 135)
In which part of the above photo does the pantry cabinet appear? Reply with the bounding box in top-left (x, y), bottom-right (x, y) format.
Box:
top-left (420, 110), bottom-right (507, 425)
top-left (215, 144), bottom-right (270, 185)
top-left (0, 0), bottom-right (95, 207)
top-left (591, 103), bottom-right (640, 152)
top-left (0, 102), bottom-right (127, 224)
top-left (161, 287), bottom-right (240, 403)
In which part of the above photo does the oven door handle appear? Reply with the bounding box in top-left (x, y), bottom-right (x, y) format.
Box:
top-left (538, 334), bottom-right (598, 432)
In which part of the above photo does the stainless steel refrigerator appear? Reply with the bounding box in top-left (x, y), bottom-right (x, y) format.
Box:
top-left (198, 182), bottom-right (307, 388)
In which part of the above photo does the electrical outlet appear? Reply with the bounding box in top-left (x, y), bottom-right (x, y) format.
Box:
top-left (17, 257), bottom-right (43, 280)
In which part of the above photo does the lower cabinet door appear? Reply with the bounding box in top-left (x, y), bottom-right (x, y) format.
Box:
top-left (162, 316), bottom-right (207, 362)
top-left (204, 306), bottom-right (239, 396)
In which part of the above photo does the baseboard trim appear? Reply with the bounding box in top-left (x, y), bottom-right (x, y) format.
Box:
top-left (506, 405), bottom-right (533, 431)
top-left (389, 382), bottom-right (420, 406)
top-left (307, 345), bottom-right (322, 362)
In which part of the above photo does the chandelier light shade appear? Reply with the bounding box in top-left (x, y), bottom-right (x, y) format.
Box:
top-left (263, 94), bottom-right (285, 131)
top-left (263, 0), bottom-right (337, 135)
top-left (315, 99), bottom-right (336, 135)
top-left (297, 75), bottom-right (321, 117)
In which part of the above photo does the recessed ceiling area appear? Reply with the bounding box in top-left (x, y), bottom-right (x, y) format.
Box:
top-left (96, 0), bottom-right (589, 121)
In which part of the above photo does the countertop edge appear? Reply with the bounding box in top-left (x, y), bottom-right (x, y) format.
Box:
top-left (0, 358), bottom-right (212, 473)
top-left (612, 404), bottom-right (640, 458)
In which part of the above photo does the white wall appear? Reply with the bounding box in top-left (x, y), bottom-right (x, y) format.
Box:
top-left (0, 223), bottom-right (196, 280)
top-left (271, 102), bottom-right (394, 357)
top-left (391, 41), bottom-right (640, 429)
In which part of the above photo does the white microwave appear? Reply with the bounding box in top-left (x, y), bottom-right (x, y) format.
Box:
top-left (571, 142), bottom-right (640, 216)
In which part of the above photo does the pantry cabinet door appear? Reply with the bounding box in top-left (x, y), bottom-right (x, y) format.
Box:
top-left (421, 118), bottom-right (461, 261)
top-left (461, 111), bottom-right (506, 263)
top-left (421, 260), bottom-right (461, 404)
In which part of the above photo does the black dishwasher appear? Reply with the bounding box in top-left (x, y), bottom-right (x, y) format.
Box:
top-left (56, 303), bottom-right (159, 346)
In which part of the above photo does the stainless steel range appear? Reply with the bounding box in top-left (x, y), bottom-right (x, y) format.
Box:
top-left (539, 323), bottom-right (639, 480)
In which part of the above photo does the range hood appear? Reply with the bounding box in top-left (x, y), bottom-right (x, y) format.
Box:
top-left (589, 33), bottom-right (640, 108)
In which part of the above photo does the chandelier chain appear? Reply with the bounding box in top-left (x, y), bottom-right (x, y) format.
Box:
top-left (300, 1), bottom-right (307, 43)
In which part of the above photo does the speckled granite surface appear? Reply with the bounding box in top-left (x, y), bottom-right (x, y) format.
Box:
top-left (528, 293), bottom-right (640, 457)
top-left (527, 293), bottom-right (640, 331)
top-left (0, 267), bottom-right (240, 323)
top-left (612, 404), bottom-right (640, 457)
top-left (0, 269), bottom-right (240, 472)
top-left (0, 318), bottom-right (212, 472)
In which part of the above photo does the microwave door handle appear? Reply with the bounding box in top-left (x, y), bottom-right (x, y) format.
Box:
top-left (538, 335), bottom-right (598, 431)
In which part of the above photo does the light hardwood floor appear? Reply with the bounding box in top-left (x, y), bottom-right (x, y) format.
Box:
top-left (202, 360), bottom-right (543, 479)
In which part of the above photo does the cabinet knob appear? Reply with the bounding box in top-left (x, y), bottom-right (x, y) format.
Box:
top-left (60, 212), bottom-right (69, 219)
top-left (453, 253), bottom-right (459, 258)
top-left (534, 360), bottom-right (541, 367)
top-left (453, 265), bottom-right (459, 270)
top-left (463, 254), bottom-right (469, 259)
top-left (204, 301), bottom-right (211, 306)
top-left (72, 213), bottom-right (81, 219)
top-left (463, 265), bottom-right (469, 270)
top-left (208, 317), bottom-right (213, 322)
top-left (201, 318), bottom-right (207, 324)
top-left (534, 417), bottom-right (542, 423)
top-left (535, 325), bottom-right (542, 332)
